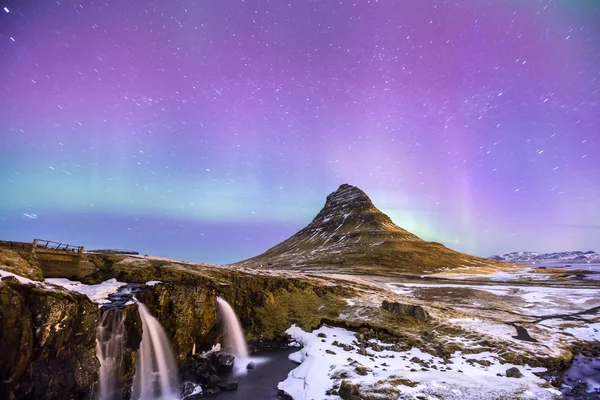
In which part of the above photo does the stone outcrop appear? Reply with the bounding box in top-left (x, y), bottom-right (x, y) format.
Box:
top-left (0, 278), bottom-right (100, 399)
top-left (0, 248), bottom-right (43, 281)
top-left (136, 283), bottom-right (217, 360)
top-left (235, 184), bottom-right (498, 274)
top-left (382, 300), bottom-right (429, 322)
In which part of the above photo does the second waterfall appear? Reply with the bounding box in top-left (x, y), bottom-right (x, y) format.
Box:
top-left (216, 297), bottom-right (249, 360)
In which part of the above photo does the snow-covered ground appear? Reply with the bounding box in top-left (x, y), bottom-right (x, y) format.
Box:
top-left (388, 282), bottom-right (600, 317)
top-left (278, 325), bottom-right (560, 400)
top-left (45, 277), bottom-right (127, 304)
top-left (1, 270), bottom-right (126, 305)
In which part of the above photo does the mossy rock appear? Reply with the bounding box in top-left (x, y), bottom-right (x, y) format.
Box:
top-left (0, 249), bottom-right (43, 281)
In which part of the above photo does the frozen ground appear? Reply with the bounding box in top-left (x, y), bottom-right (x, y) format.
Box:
top-left (387, 281), bottom-right (600, 317)
top-left (278, 325), bottom-right (560, 400)
top-left (1, 270), bottom-right (126, 305)
top-left (45, 277), bottom-right (127, 304)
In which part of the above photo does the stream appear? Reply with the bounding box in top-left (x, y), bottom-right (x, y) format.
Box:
top-left (215, 348), bottom-right (298, 400)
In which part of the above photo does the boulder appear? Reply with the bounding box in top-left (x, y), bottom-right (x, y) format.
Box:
top-left (338, 380), bottom-right (361, 400)
top-left (217, 380), bottom-right (239, 391)
top-left (506, 367), bottom-right (523, 378)
top-left (211, 352), bottom-right (235, 372)
top-left (382, 301), bottom-right (429, 322)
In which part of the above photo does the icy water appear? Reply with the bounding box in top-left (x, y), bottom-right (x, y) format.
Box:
top-left (529, 262), bottom-right (600, 280)
top-left (562, 356), bottom-right (600, 399)
top-left (215, 349), bottom-right (298, 400)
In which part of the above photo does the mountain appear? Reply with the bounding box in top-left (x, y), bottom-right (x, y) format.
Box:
top-left (235, 184), bottom-right (497, 275)
top-left (490, 251), bottom-right (600, 263)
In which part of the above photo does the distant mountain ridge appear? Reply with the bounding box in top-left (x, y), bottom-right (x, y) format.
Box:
top-left (489, 250), bottom-right (600, 263)
top-left (235, 184), bottom-right (498, 275)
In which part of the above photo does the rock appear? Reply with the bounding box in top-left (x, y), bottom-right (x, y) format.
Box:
top-left (506, 367), bottom-right (523, 378)
top-left (181, 381), bottom-right (203, 399)
top-left (180, 354), bottom-right (215, 383)
top-left (208, 374), bottom-right (220, 386)
top-left (0, 279), bottom-right (100, 400)
top-left (0, 248), bottom-right (44, 281)
top-left (246, 361), bottom-right (256, 370)
top-left (359, 347), bottom-right (367, 356)
top-left (355, 366), bottom-right (370, 376)
top-left (135, 284), bottom-right (217, 359)
top-left (338, 380), bottom-right (361, 400)
top-left (568, 380), bottom-right (589, 396)
top-left (326, 349), bottom-right (337, 355)
top-left (410, 357), bottom-right (422, 363)
top-left (317, 332), bottom-right (327, 338)
top-left (203, 386), bottom-right (221, 396)
top-left (371, 343), bottom-right (382, 352)
top-left (211, 352), bottom-right (235, 372)
top-left (217, 380), bottom-right (239, 391)
top-left (382, 300), bottom-right (429, 322)
top-left (1, 275), bottom-right (20, 283)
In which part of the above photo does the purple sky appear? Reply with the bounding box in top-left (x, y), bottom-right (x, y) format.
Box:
top-left (1, 0), bottom-right (599, 263)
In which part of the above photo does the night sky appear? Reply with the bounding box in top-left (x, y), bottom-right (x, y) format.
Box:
top-left (1, 0), bottom-right (599, 264)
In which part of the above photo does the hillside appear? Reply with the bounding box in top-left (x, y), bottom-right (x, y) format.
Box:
top-left (235, 184), bottom-right (498, 275)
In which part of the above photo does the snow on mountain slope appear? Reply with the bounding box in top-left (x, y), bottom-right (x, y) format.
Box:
top-left (489, 250), bottom-right (599, 262)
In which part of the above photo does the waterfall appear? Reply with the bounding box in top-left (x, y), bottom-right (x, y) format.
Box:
top-left (132, 301), bottom-right (180, 400)
top-left (216, 297), bottom-right (249, 359)
top-left (95, 310), bottom-right (125, 400)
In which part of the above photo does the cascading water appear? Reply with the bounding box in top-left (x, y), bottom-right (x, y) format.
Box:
top-left (216, 297), bottom-right (249, 360)
top-left (132, 301), bottom-right (180, 399)
top-left (95, 309), bottom-right (126, 400)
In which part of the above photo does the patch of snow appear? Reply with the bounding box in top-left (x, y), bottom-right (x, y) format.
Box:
top-left (278, 325), bottom-right (558, 400)
top-left (345, 299), bottom-right (356, 306)
top-left (45, 278), bottom-right (126, 304)
top-left (146, 280), bottom-right (162, 286)
top-left (564, 322), bottom-right (600, 342)
top-left (389, 282), bottom-right (600, 316)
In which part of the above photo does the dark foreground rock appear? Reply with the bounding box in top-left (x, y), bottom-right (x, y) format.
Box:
top-left (180, 352), bottom-right (239, 394)
top-left (0, 279), bottom-right (100, 399)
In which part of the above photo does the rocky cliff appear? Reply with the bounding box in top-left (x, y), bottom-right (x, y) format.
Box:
top-left (235, 184), bottom-right (496, 274)
top-left (84, 255), bottom-right (355, 354)
top-left (0, 277), bottom-right (99, 400)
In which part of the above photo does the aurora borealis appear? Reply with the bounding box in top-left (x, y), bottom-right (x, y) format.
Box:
top-left (0, 0), bottom-right (598, 263)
